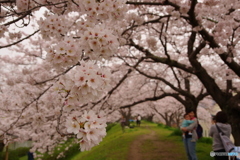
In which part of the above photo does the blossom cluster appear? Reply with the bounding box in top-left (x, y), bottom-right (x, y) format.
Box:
top-left (54, 61), bottom-right (111, 109)
top-left (38, 14), bottom-right (71, 39)
top-left (0, 25), bottom-right (8, 38)
top-left (80, 25), bottom-right (119, 60)
top-left (66, 110), bottom-right (107, 151)
top-left (76, 0), bottom-right (127, 21)
top-left (45, 37), bottom-right (81, 68)
top-left (16, 0), bottom-right (35, 12)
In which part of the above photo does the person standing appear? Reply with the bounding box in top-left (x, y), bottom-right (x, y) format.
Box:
top-left (136, 114), bottom-right (141, 127)
top-left (181, 110), bottom-right (198, 160)
top-left (120, 116), bottom-right (126, 133)
top-left (181, 114), bottom-right (194, 138)
top-left (28, 151), bottom-right (34, 160)
top-left (209, 111), bottom-right (232, 160)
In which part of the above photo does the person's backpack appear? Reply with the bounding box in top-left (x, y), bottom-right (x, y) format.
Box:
top-left (196, 123), bottom-right (203, 139)
top-left (216, 124), bottom-right (235, 152)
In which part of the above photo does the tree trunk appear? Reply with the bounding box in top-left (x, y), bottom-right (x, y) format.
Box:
top-left (164, 113), bottom-right (172, 127)
top-left (5, 145), bottom-right (8, 160)
top-left (145, 115), bottom-right (154, 122)
top-left (165, 119), bottom-right (171, 127)
top-left (229, 113), bottom-right (240, 145)
top-left (184, 99), bottom-right (198, 115)
top-left (119, 108), bottom-right (131, 127)
top-left (186, 32), bottom-right (240, 145)
top-left (183, 78), bottom-right (199, 116)
top-left (223, 95), bottom-right (240, 145)
top-left (174, 112), bottom-right (184, 129)
top-left (0, 140), bottom-right (4, 152)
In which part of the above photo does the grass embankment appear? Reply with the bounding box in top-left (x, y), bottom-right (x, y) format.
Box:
top-left (72, 121), bottom-right (213, 160)
top-left (72, 122), bottom-right (151, 160)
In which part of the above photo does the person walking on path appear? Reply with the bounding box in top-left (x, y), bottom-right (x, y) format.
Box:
top-left (136, 114), bottom-right (141, 127)
top-left (181, 110), bottom-right (198, 160)
top-left (209, 111), bottom-right (232, 160)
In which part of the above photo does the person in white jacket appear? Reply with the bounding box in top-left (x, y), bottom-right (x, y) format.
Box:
top-left (136, 114), bottom-right (141, 126)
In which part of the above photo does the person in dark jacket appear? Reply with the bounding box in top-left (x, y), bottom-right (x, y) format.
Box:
top-left (209, 111), bottom-right (232, 160)
top-left (28, 151), bottom-right (34, 160)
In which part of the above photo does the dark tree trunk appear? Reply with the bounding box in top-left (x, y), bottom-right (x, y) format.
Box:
top-left (164, 112), bottom-right (175, 127)
top-left (183, 78), bottom-right (199, 116)
top-left (184, 99), bottom-right (198, 115)
top-left (228, 110), bottom-right (240, 145)
top-left (223, 94), bottom-right (240, 145)
top-left (165, 118), bottom-right (172, 127)
top-left (145, 114), bottom-right (154, 122)
top-left (0, 140), bottom-right (4, 152)
top-left (119, 108), bottom-right (132, 126)
top-left (174, 110), bottom-right (184, 128)
top-left (187, 31), bottom-right (240, 145)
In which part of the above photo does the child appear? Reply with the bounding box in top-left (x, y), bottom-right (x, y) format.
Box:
top-left (181, 114), bottom-right (194, 138)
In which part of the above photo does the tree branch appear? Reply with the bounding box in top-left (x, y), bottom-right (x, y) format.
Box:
top-left (128, 39), bottom-right (194, 74)
top-left (120, 93), bottom-right (179, 109)
top-left (0, 30), bottom-right (39, 49)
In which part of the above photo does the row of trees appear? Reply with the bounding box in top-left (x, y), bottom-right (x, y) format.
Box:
top-left (0, 0), bottom-right (239, 157)
top-left (112, 0), bottom-right (240, 144)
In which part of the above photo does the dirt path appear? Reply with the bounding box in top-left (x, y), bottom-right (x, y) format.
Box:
top-left (127, 125), bottom-right (186, 160)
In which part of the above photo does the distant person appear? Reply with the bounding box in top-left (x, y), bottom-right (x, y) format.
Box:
top-left (28, 151), bottom-right (34, 160)
top-left (136, 114), bottom-right (141, 126)
top-left (181, 110), bottom-right (198, 160)
top-left (209, 111), bottom-right (232, 160)
top-left (120, 116), bottom-right (126, 132)
top-left (181, 114), bottom-right (194, 138)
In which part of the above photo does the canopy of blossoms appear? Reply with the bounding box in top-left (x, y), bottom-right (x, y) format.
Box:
top-left (0, 1), bottom-right (240, 159)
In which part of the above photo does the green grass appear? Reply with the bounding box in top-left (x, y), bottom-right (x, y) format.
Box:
top-left (157, 124), bottom-right (213, 160)
top-left (72, 122), bottom-right (151, 160)
top-left (72, 121), bottom-right (213, 160)
top-left (38, 138), bottom-right (79, 160)
top-left (0, 147), bottom-right (30, 160)
top-left (13, 121), bottom-right (212, 160)
top-left (19, 155), bottom-right (27, 160)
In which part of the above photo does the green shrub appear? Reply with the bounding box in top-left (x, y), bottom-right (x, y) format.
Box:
top-left (198, 137), bottom-right (213, 144)
top-left (0, 150), bottom-right (19, 160)
top-left (170, 129), bottom-right (183, 136)
top-left (169, 129), bottom-right (213, 144)
top-left (164, 125), bottom-right (175, 131)
top-left (15, 147), bottom-right (30, 157)
top-left (157, 123), bottom-right (165, 128)
top-left (40, 140), bottom-right (80, 160)
top-left (157, 123), bottom-right (175, 130)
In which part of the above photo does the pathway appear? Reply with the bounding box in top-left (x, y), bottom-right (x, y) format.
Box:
top-left (127, 125), bottom-right (186, 160)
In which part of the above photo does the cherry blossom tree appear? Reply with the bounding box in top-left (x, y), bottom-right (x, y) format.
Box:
top-left (101, 60), bottom-right (210, 131)
top-left (121, 0), bottom-right (240, 145)
top-left (0, 2), bottom-right (240, 158)
top-left (152, 98), bottom-right (185, 128)
top-left (0, 0), bottom-right (130, 158)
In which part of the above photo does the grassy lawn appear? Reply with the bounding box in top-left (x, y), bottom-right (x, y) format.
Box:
top-left (71, 121), bottom-right (213, 160)
top-left (19, 155), bottom-right (27, 160)
top-left (154, 123), bottom-right (213, 160)
top-left (72, 122), bottom-right (151, 160)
